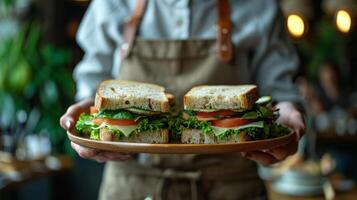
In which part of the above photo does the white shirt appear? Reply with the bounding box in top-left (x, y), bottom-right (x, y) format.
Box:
top-left (74, 0), bottom-right (300, 102)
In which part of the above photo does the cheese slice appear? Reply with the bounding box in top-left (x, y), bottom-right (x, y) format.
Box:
top-left (103, 123), bottom-right (138, 137)
top-left (211, 121), bottom-right (264, 137)
top-left (83, 119), bottom-right (138, 137)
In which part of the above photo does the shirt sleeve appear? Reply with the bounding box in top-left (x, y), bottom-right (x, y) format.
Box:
top-left (251, 4), bottom-right (303, 105)
top-left (73, 0), bottom-right (128, 101)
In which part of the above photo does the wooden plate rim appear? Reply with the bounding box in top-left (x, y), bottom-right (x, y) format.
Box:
top-left (67, 130), bottom-right (295, 154)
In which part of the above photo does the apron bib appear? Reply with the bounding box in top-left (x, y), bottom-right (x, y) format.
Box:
top-left (100, 1), bottom-right (266, 199)
top-left (119, 38), bottom-right (250, 102)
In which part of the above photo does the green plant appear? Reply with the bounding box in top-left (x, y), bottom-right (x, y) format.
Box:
top-left (297, 19), bottom-right (348, 81)
top-left (0, 22), bottom-right (75, 154)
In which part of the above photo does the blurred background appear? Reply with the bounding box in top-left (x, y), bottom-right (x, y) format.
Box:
top-left (0, 0), bottom-right (356, 199)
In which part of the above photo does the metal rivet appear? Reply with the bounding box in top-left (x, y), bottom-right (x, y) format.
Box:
top-left (222, 28), bottom-right (228, 34)
top-left (221, 45), bottom-right (227, 51)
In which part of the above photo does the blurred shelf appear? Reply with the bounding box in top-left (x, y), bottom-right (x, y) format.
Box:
top-left (317, 132), bottom-right (357, 142)
top-left (0, 155), bottom-right (73, 191)
top-left (265, 174), bottom-right (357, 200)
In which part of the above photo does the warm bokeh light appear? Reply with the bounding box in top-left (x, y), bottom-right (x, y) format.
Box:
top-left (287, 14), bottom-right (306, 38)
top-left (336, 9), bottom-right (352, 33)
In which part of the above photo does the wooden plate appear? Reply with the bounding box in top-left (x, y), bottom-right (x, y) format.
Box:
top-left (67, 130), bottom-right (295, 154)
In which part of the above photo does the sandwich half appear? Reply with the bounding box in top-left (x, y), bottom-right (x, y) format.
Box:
top-left (180, 85), bottom-right (289, 144)
top-left (75, 80), bottom-right (171, 143)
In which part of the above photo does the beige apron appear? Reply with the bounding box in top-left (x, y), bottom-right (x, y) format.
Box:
top-left (99, 1), bottom-right (266, 199)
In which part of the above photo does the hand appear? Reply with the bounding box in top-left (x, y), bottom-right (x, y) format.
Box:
top-left (241, 102), bottom-right (305, 165)
top-left (60, 99), bottom-right (132, 162)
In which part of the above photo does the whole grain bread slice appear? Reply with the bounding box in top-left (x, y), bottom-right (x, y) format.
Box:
top-left (183, 85), bottom-right (259, 111)
top-left (100, 128), bottom-right (169, 143)
top-left (181, 128), bottom-right (251, 144)
top-left (95, 80), bottom-right (170, 112)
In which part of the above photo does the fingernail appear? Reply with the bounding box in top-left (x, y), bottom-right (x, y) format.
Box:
top-left (65, 120), bottom-right (72, 129)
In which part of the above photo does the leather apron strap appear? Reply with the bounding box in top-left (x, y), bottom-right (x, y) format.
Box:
top-left (120, 0), bottom-right (147, 59)
top-left (120, 0), bottom-right (234, 63)
top-left (216, 0), bottom-right (234, 63)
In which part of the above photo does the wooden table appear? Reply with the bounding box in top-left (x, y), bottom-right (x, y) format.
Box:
top-left (0, 155), bottom-right (73, 191)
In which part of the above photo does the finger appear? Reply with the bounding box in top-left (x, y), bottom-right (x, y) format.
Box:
top-left (60, 115), bottom-right (75, 130)
top-left (77, 98), bottom-right (94, 108)
top-left (94, 154), bottom-right (131, 163)
top-left (94, 155), bottom-right (107, 163)
top-left (97, 152), bottom-right (132, 161)
top-left (60, 98), bottom-right (94, 131)
top-left (71, 142), bottom-right (98, 158)
top-left (294, 120), bottom-right (305, 141)
top-left (242, 151), bottom-right (279, 165)
top-left (59, 106), bottom-right (82, 130)
top-left (69, 98), bottom-right (94, 112)
top-left (287, 111), bottom-right (305, 140)
top-left (66, 104), bottom-right (86, 121)
top-left (276, 102), bottom-right (305, 139)
top-left (266, 141), bottom-right (298, 160)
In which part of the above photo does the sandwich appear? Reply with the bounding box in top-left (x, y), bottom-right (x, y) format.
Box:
top-left (75, 80), bottom-right (172, 143)
top-left (180, 85), bottom-right (290, 144)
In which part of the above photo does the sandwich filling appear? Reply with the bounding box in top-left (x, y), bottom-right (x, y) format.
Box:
top-left (180, 96), bottom-right (290, 140)
top-left (76, 106), bottom-right (168, 140)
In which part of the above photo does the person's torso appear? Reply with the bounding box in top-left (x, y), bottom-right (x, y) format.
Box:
top-left (100, 1), bottom-right (271, 199)
top-left (110, 0), bottom-right (279, 79)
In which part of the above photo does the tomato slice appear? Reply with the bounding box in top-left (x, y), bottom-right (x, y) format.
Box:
top-left (197, 110), bottom-right (237, 118)
top-left (92, 118), bottom-right (138, 126)
top-left (196, 116), bottom-right (220, 121)
top-left (183, 113), bottom-right (219, 121)
top-left (90, 106), bottom-right (99, 114)
top-left (211, 117), bottom-right (251, 128)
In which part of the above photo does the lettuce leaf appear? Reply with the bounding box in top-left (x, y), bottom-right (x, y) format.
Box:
top-left (241, 105), bottom-right (278, 120)
top-left (214, 122), bottom-right (290, 140)
top-left (184, 110), bottom-right (198, 116)
top-left (95, 109), bottom-right (138, 120)
top-left (167, 115), bottom-right (184, 141)
top-left (75, 113), bottom-right (101, 139)
top-left (75, 112), bottom-right (168, 139)
top-left (136, 117), bottom-right (166, 133)
top-left (181, 116), bottom-right (213, 134)
top-left (76, 113), bottom-right (97, 133)
top-left (90, 129), bottom-right (100, 140)
top-left (179, 114), bottom-right (289, 140)
top-left (75, 108), bottom-right (289, 141)
top-left (211, 121), bottom-right (264, 137)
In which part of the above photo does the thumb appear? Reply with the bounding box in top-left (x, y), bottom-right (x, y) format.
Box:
top-left (66, 118), bottom-right (75, 130)
top-left (60, 116), bottom-right (75, 131)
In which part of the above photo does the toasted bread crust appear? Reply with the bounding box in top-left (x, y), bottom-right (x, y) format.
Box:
top-left (180, 128), bottom-right (251, 144)
top-left (183, 85), bottom-right (259, 111)
top-left (100, 128), bottom-right (169, 144)
top-left (94, 80), bottom-right (170, 112)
